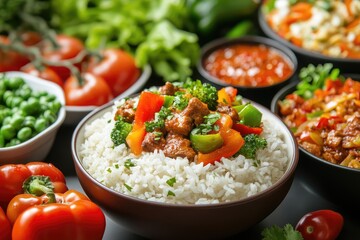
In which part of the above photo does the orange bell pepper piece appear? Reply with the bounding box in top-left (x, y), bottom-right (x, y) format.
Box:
top-left (217, 87), bottom-right (237, 105)
top-left (126, 91), bottom-right (164, 155)
top-left (198, 114), bottom-right (244, 165)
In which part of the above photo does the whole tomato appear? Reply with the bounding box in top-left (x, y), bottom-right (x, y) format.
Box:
top-left (0, 207), bottom-right (11, 240)
top-left (64, 73), bottom-right (113, 106)
top-left (87, 48), bottom-right (140, 97)
top-left (22, 64), bottom-right (64, 87)
top-left (295, 209), bottom-right (344, 240)
top-left (0, 36), bottom-right (29, 72)
top-left (41, 34), bottom-right (85, 81)
top-left (21, 32), bottom-right (42, 46)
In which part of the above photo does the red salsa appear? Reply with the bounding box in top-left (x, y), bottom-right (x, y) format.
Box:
top-left (204, 44), bottom-right (294, 87)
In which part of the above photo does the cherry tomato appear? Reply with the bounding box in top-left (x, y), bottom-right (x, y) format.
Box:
top-left (21, 32), bottom-right (42, 46)
top-left (87, 48), bottom-right (140, 97)
top-left (22, 64), bottom-right (63, 87)
top-left (295, 209), bottom-right (344, 240)
top-left (41, 35), bottom-right (84, 81)
top-left (0, 36), bottom-right (29, 72)
top-left (64, 73), bottom-right (113, 106)
top-left (0, 207), bottom-right (11, 240)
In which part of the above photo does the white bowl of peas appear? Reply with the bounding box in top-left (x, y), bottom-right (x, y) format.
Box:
top-left (0, 72), bottom-right (66, 164)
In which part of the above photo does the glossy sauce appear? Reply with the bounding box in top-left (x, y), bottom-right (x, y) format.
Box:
top-left (204, 44), bottom-right (294, 87)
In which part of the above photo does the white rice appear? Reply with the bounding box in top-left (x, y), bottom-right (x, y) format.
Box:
top-left (80, 102), bottom-right (290, 205)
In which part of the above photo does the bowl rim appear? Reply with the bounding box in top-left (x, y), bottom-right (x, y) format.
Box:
top-left (258, 6), bottom-right (360, 63)
top-left (65, 64), bottom-right (152, 112)
top-left (271, 80), bottom-right (360, 173)
top-left (197, 35), bottom-right (298, 90)
top-left (71, 94), bottom-right (299, 209)
top-left (0, 71), bottom-right (66, 151)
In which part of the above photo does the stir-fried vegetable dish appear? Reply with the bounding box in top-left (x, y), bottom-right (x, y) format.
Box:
top-left (264, 0), bottom-right (360, 58)
top-left (278, 64), bottom-right (360, 169)
top-left (111, 80), bottom-right (267, 165)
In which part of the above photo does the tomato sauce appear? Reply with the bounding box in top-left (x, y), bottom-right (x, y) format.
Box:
top-left (204, 44), bottom-right (294, 87)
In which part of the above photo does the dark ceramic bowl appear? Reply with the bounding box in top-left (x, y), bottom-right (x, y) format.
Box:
top-left (197, 36), bottom-right (298, 108)
top-left (72, 97), bottom-right (299, 240)
top-left (258, 8), bottom-right (360, 73)
top-left (271, 80), bottom-right (360, 211)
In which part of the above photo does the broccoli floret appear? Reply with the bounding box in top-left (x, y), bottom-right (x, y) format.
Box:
top-left (238, 134), bottom-right (267, 160)
top-left (183, 79), bottom-right (218, 110)
top-left (110, 117), bottom-right (132, 147)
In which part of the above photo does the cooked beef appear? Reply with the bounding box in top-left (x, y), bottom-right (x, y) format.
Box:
top-left (323, 130), bottom-right (342, 148)
top-left (142, 132), bottom-right (166, 152)
top-left (115, 99), bottom-right (136, 123)
top-left (163, 134), bottom-right (196, 161)
top-left (216, 103), bottom-right (240, 123)
top-left (182, 97), bottom-right (210, 125)
top-left (322, 146), bottom-right (348, 164)
top-left (158, 82), bottom-right (179, 96)
top-left (300, 141), bottom-right (322, 157)
top-left (165, 113), bottom-right (193, 136)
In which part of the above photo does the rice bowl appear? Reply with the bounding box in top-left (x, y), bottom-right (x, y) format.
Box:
top-left (79, 100), bottom-right (290, 205)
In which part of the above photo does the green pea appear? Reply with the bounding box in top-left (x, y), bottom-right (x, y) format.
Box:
top-left (0, 108), bottom-right (11, 123)
top-left (10, 115), bottom-right (24, 130)
top-left (7, 77), bottom-right (24, 90)
top-left (17, 127), bottom-right (32, 141)
top-left (22, 116), bottom-right (36, 129)
top-left (2, 116), bottom-right (12, 126)
top-left (33, 91), bottom-right (47, 98)
top-left (22, 98), bottom-right (40, 115)
top-left (5, 95), bottom-right (14, 107)
top-left (3, 90), bottom-right (13, 101)
top-left (1, 124), bottom-right (16, 140)
top-left (48, 101), bottom-right (62, 113)
top-left (43, 110), bottom-right (57, 123)
top-left (10, 96), bottom-right (23, 108)
top-left (34, 118), bottom-right (49, 133)
top-left (6, 138), bottom-right (21, 147)
top-left (16, 86), bottom-right (32, 100)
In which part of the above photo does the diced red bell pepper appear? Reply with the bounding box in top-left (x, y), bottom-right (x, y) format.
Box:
top-left (233, 123), bottom-right (263, 135)
top-left (126, 91), bottom-right (164, 155)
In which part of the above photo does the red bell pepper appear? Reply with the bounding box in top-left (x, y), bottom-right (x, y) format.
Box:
top-left (126, 91), bottom-right (164, 155)
top-left (0, 207), bottom-right (11, 240)
top-left (233, 122), bottom-right (263, 135)
top-left (198, 114), bottom-right (244, 165)
top-left (0, 162), bottom-right (68, 209)
top-left (8, 189), bottom-right (106, 240)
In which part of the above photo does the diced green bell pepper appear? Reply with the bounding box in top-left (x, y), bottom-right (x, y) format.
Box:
top-left (238, 104), bottom-right (262, 127)
top-left (190, 131), bottom-right (224, 153)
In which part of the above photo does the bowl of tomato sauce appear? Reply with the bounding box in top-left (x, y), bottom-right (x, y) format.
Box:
top-left (197, 36), bottom-right (297, 107)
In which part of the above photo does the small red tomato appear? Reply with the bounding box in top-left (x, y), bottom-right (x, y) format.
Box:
top-left (21, 32), bottom-right (42, 46)
top-left (22, 64), bottom-right (64, 88)
top-left (87, 48), bottom-right (140, 97)
top-left (295, 209), bottom-right (344, 240)
top-left (64, 73), bottom-right (113, 106)
top-left (0, 207), bottom-right (11, 240)
top-left (0, 36), bottom-right (29, 72)
top-left (41, 35), bottom-right (84, 81)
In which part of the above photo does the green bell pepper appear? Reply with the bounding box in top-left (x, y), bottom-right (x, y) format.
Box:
top-left (190, 131), bottom-right (224, 153)
top-left (238, 103), bottom-right (262, 127)
top-left (187, 0), bottom-right (260, 36)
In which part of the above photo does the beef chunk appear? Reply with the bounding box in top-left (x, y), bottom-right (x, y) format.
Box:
top-left (165, 113), bottom-right (193, 136)
top-left (158, 82), bottom-right (179, 96)
top-left (300, 141), bottom-right (322, 157)
top-left (142, 132), bottom-right (166, 152)
top-left (115, 99), bottom-right (136, 123)
top-left (163, 134), bottom-right (196, 161)
top-left (216, 103), bottom-right (240, 123)
top-left (324, 130), bottom-right (342, 148)
top-left (182, 97), bottom-right (210, 125)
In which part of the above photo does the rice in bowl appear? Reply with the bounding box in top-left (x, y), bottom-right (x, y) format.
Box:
top-left (80, 101), bottom-right (290, 205)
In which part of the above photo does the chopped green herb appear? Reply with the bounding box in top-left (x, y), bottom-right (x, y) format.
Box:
top-left (107, 168), bottom-right (112, 173)
top-left (191, 112), bottom-right (221, 135)
top-left (173, 91), bottom-right (189, 110)
top-left (167, 190), bottom-right (175, 197)
top-left (125, 159), bottom-right (136, 169)
top-left (153, 131), bottom-right (163, 141)
top-left (261, 224), bottom-right (303, 240)
top-left (145, 106), bottom-right (173, 132)
top-left (166, 177), bottom-right (176, 187)
top-left (114, 163), bottom-right (119, 169)
top-left (124, 183), bottom-right (133, 191)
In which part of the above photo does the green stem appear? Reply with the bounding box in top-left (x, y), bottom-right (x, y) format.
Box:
top-left (23, 176), bottom-right (56, 203)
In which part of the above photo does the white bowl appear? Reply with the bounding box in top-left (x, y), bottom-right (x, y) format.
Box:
top-left (64, 64), bottom-right (151, 125)
top-left (0, 71), bottom-right (66, 164)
